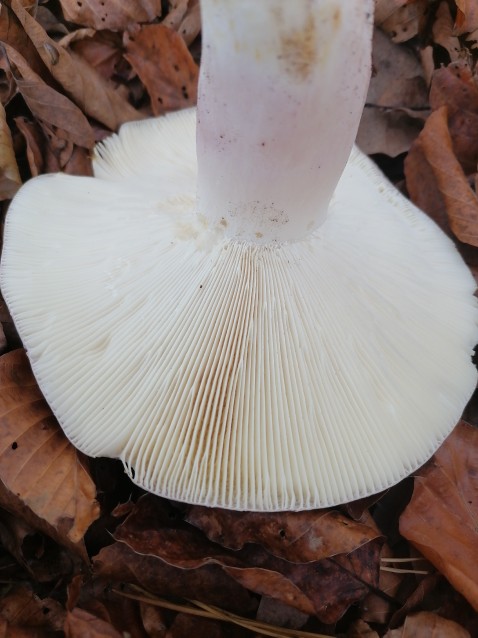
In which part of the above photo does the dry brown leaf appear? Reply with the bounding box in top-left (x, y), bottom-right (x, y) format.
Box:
top-left (357, 29), bottom-right (428, 157)
top-left (11, 0), bottom-right (142, 131)
top-left (59, 0), bottom-right (163, 31)
top-left (399, 422), bottom-right (478, 611)
top-left (375, 0), bottom-right (428, 43)
top-left (111, 495), bottom-right (383, 623)
top-left (0, 4), bottom-right (48, 80)
top-left (429, 62), bottom-right (478, 174)
top-left (177, 0), bottom-right (201, 46)
top-left (94, 542), bottom-right (256, 615)
top-left (433, 2), bottom-right (462, 62)
top-left (0, 585), bottom-right (65, 632)
top-left (65, 31), bottom-right (123, 82)
top-left (14, 116), bottom-right (44, 176)
top-left (348, 619), bottom-right (380, 638)
top-left (162, 0), bottom-right (189, 31)
top-left (187, 504), bottom-right (383, 561)
top-left (0, 101), bottom-right (21, 199)
top-left (405, 105), bottom-right (478, 246)
top-left (124, 23), bottom-right (198, 115)
top-left (3, 43), bottom-right (94, 148)
top-left (0, 350), bottom-right (100, 555)
top-left (64, 609), bottom-right (122, 638)
top-left (455, 0), bottom-right (478, 36)
top-left (384, 611), bottom-right (470, 637)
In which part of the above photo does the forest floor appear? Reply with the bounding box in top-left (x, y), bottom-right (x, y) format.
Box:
top-left (0, 1), bottom-right (477, 637)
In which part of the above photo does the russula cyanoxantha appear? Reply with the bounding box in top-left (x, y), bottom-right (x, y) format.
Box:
top-left (1, 0), bottom-right (477, 511)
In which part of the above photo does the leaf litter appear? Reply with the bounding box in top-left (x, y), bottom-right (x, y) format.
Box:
top-left (0, 1), bottom-right (477, 636)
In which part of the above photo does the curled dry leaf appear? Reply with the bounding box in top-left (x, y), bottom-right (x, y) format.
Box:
top-left (0, 4), bottom-right (49, 80)
top-left (374, 0), bottom-right (428, 43)
top-left (0, 101), bottom-right (21, 200)
top-left (454, 0), bottom-right (478, 36)
top-left (186, 504), bottom-right (383, 562)
top-left (10, 0), bottom-right (142, 131)
top-left (357, 29), bottom-right (428, 157)
top-left (59, 0), bottom-right (163, 31)
top-left (177, 0), bottom-right (201, 46)
top-left (399, 422), bottom-right (478, 611)
top-left (384, 611), bottom-right (470, 638)
top-left (124, 23), bottom-right (198, 115)
top-left (0, 350), bottom-right (100, 555)
top-left (405, 105), bottom-right (478, 246)
top-left (108, 495), bottom-right (383, 623)
top-left (94, 542), bottom-right (256, 614)
top-left (0, 585), bottom-right (66, 633)
top-left (429, 62), bottom-right (478, 174)
top-left (432, 2), bottom-right (462, 63)
top-left (3, 43), bottom-right (94, 149)
top-left (64, 608), bottom-right (122, 638)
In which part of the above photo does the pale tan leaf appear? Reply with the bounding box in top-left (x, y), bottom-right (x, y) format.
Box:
top-left (0, 101), bottom-right (21, 200)
top-left (384, 611), bottom-right (470, 637)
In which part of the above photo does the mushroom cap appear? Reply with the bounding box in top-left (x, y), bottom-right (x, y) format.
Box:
top-left (1, 108), bottom-right (477, 510)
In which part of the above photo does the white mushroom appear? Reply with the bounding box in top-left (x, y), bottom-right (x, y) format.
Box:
top-left (1, 0), bottom-right (477, 511)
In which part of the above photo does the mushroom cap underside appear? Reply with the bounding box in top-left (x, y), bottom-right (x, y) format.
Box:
top-left (1, 108), bottom-right (477, 510)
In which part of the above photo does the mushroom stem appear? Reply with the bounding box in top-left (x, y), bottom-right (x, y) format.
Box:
top-left (196, 0), bottom-right (374, 243)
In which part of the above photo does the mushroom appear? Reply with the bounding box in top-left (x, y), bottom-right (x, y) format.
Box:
top-left (1, 0), bottom-right (477, 511)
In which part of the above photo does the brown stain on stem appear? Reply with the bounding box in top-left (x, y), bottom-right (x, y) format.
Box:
top-left (278, 5), bottom-right (342, 81)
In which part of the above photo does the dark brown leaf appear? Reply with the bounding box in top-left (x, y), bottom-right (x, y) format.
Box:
top-left (186, 504), bottom-right (383, 562)
top-left (0, 585), bottom-right (65, 632)
top-left (93, 541), bottom-right (257, 615)
top-left (399, 422), bottom-right (478, 611)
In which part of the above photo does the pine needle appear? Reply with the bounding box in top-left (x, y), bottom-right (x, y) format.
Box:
top-left (114, 584), bottom-right (331, 638)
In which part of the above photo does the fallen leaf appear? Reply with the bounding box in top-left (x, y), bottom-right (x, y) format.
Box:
top-left (429, 62), bottom-right (478, 174)
top-left (124, 23), bottom-right (198, 114)
top-left (0, 101), bottom-right (21, 199)
top-left (0, 585), bottom-right (65, 632)
top-left (432, 2), bottom-right (462, 63)
top-left (177, 0), bottom-right (201, 46)
top-left (357, 29), bottom-right (428, 157)
top-left (111, 495), bottom-right (383, 623)
top-left (65, 608), bottom-right (122, 638)
top-left (454, 0), bottom-right (478, 36)
top-left (384, 611), bottom-right (470, 637)
top-left (3, 43), bottom-right (95, 148)
top-left (58, 0), bottom-right (163, 31)
top-left (374, 0), bottom-right (428, 43)
top-left (11, 1), bottom-right (142, 131)
top-left (399, 422), bottom-right (478, 611)
top-left (162, 0), bottom-right (189, 31)
top-left (94, 541), bottom-right (257, 615)
top-left (0, 4), bottom-right (48, 80)
top-left (66, 31), bottom-right (123, 82)
top-left (14, 116), bottom-right (44, 176)
top-left (0, 350), bottom-right (100, 555)
top-left (348, 619), bottom-right (380, 637)
top-left (405, 105), bottom-right (478, 246)
top-left (186, 504), bottom-right (383, 561)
